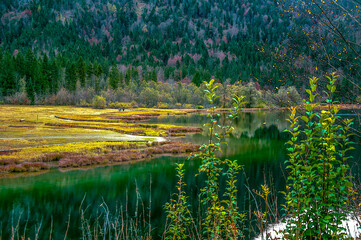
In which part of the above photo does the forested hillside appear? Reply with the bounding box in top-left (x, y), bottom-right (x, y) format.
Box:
top-left (0, 0), bottom-right (359, 106)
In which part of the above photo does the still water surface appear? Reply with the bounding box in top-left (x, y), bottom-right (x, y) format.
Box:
top-left (0, 110), bottom-right (358, 239)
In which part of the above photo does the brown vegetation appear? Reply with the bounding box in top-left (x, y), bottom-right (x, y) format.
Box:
top-left (0, 141), bottom-right (200, 174)
top-left (105, 113), bottom-right (161, 122)
top-left (0, 162), bottom-right (50, 173)
top-left (168, 126), bottom-right (203, 136)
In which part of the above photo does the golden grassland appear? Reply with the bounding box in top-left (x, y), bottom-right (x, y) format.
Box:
top-left (0, 105), bottom-right (202, 175)
top-left (0, 105), bottom-right (202, 148)
top-left (0, 105), bottom-right (115, 124)
top-left (55, 108), bottom-right (202, 122)
top-left (0, 105), bottom-right (118, 148)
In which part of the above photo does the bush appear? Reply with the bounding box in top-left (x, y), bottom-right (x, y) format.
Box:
top-left (262, 86), bottom-right (302, 108)
top-left (274, 86), bottom-right (302, 107)
top-left (284, 74), bottom-right (353, 238)
top-left (74, 87), bottom-right (96, 105)
top-left (51, 88), bottom-right (75, 105)
top-left (156, 102), bottom-right (169, 109)
top-left (78, 99), bottom-right (90, 107)
top-left (108, 102), bottom-right (133, 109)
top-left (92, 96), bottom-right (107, 109)
top-left (183, 104), bottom-right (193, 109)
top-left (130, 101), bottom-right (138, 108)
top-left (240, 82), bottom-right (261, 108)
top-left (138, 87), bottom-right (159, 107)
top-left (174, 103), bottom-right (182, 109)
top-left (4, 92), bottom-right (31, 105)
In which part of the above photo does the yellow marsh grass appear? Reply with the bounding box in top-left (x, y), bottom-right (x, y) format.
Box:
top-left (0, 105), bottom-right (114, 124)
top-left (0, 105), bottom-right (200, 150)
top-left (104, 108), bottom-right (199, 116)
top-left (46, 122), bottom-right (179, 136)
top-left (0, 141), bottom-right (147, 162)
top-left (0, 138), bottom-right (50, 151)
top-left (57, 108), bottom-right (201, 120)
top-left (0, 106), bottom-right (161, 148)
top-left (0, 105), bottom-right (115, 139)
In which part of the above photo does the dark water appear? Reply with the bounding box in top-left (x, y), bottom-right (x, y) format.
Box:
top-left (0, 110), bottom-right (359, 239)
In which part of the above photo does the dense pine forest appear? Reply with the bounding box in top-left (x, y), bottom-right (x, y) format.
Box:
top-left (0, 0), bottom-right (360, 106)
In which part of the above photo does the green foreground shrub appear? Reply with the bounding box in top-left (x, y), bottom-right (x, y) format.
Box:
top-left (164, 79), bottom-right (246, 239)
top-left (284, 73), bottom-right (354, 239)
top-left (165, 74), bottom-right (355, 240)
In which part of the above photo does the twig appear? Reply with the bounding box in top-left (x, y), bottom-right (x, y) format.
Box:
top-left (49, 216), bottom-right (53, 240)
top-left (63, 211), bottom-right (71, 240)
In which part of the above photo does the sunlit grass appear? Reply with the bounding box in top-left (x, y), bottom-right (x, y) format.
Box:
top-left (56, 108), bottom-right (201, 122)
top-left (0, 105), bottom-right (202, 174)
top-left (45, 121), bottom-right (170, 136)
top-left (0, 141), bottom-right (147, 162)
top-left (0, 105), bottom-right (120, 148)
top-left (0, 105), bottom-right (114, 124)
top-left (0, 106), bottom-right (202, 149)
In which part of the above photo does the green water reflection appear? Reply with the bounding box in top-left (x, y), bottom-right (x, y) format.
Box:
top-left (0, 110), bottom-right (358, 239)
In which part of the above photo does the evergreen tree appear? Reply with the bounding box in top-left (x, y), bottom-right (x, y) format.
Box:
top-left (49, 60), bottom-right (59, 94)
top-left (87, 62), bottom-right (94, 78)
top-left (24, 49), bottom-right (36, 81)
top-left (94, 62), bottom-right (103, 77)
top-left (192, 71), bottom-right (202, 86)
top-left (0, 52), bottom-right (16, 96)
top-left (109, 65), bottom-right (120, 90)
top-left (15, 52), bottom-right (25, 77)
top-left (132, 67), bottom-right (139, 83)
top-left (32, 61), bottom-right (43, 95)
top-left (65, 63), bottom-right (77, 92)
top-left (152, 69), bottom-right (157, 82)
top-left (41, 54), bottom-right (51, 94)
top-left (24, 49), bottom-right (43, 96)
top-left (119, 72), bottom-right (124, 87)
top-left (125, 67), bottom-right (131, 85)
top-left (26, 77), bottom-right (35, 104)
top-left (77, 57), bottom-right (87, 87)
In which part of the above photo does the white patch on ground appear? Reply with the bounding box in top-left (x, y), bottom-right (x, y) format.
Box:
top-left (0, 134), bottom-right (166, 143)
top-left (119, 134), bottom-right (167, 142)
top-left (254, 215), bottom-right (361, 239)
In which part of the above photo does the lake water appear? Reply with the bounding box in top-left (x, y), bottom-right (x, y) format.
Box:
top-left (0, 110), bottom-right (359, 239)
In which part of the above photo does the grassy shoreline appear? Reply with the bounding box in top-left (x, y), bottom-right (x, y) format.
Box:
top-left (0, 105), bottom-right (203, 176)
top-left (1, 104), bottom-right (359, 176)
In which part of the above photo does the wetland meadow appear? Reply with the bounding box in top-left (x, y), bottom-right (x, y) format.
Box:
top-left (0, 104), bottom-right (360, 239)
top-left (0, 105), bottom-right (202, 174)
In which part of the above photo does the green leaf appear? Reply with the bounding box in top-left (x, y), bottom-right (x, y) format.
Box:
top-left (311, 84), bottom-right (317, 92)
top-left (331, 85), bottom-right (336, 93)
top-left (309, 78), bottom-right (314, 85)
top-left (301, 116), bottom-right (309, 123)
top-left (310, 94), bottom-right (315, 102)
